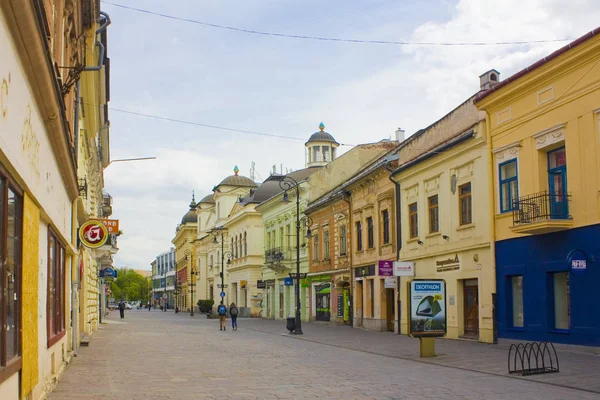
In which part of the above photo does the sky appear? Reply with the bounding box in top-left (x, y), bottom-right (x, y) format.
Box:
top-left (102, 0), bottom-right (600, 270)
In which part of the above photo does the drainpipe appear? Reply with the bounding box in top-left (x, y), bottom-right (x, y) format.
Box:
top-left (83, 11), bottom-right (111, 72)
top-left (484, 115), bottom-right (498, 344)
top-left (386, 157), bottom-right (402, 335)
top-left (73, 81), bottom-right (80, 164)
top-left (341, 191), bottom-right (353, 327)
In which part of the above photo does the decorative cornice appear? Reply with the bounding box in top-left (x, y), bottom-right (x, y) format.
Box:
top-left (532, 123), bottom-right (566, 150)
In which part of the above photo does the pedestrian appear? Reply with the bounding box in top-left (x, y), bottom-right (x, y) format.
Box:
top-left (229, 302), bottom-right (238, 331)
top-left (118, 300), bottom-right (125, 319)
top-left (148, 302), bottom-right (151, 311)
top-left (217, 302), bottom-right (227, 331)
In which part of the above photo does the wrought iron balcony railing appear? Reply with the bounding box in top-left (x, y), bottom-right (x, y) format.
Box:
top-left (512, 191), bottom-right (571, 226)
top-left (265, 247), bottom-right (285, 263)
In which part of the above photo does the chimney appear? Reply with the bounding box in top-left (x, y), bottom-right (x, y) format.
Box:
top-left (480, 69), bottom-right (500, 91)
top-left (395, 128), bottom-right (405, 142)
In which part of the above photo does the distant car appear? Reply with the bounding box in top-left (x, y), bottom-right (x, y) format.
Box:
top-left (108, 303), bottom-right (116, 310)
top-left (125, 303), bottom-right (132, 310)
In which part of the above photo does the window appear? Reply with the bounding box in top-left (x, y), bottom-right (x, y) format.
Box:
top-left (339, 225), bottom-right (347, 255)
top-left (499, 160), bottom-right (518, 212)
top-left (47, 228), bottom-right (66, 347)
top-left (511, 276), bottom-right (524, 328)
top-left (244, 232), bottom-right (247, 256)
top-left (286, 224), bottom-right (291, 251)
top-left (324, 231), bottom-right (330, 259)
top-left (551, 272), bottom-right (570, 330)
top-left (323, 146), bottom-right (330, 161)
top-left (408, 203), bottom-right (418, 238)
top-left (428, 196), bottom-right (439, 233)
top-left (312, 234), bottom-right (319, 261)
top-left (382, 210), bottom-right (390, 244)
top-left (459, 183), bottom-right (472, 225)
top-left (209, 255), bottom-right (214, 269)
top-left (231, 238), bottom-right (235, 258)
top-left (356, 221), bottom-right (363, 251)
top-left (367, 217), bottom-right (374, 248)
top-left (0, 178), bottom-right (22, 378)
top-left (279, 227), bottom-right (284, 249)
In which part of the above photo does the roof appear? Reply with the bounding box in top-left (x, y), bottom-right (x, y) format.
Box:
top-left (198, 194), bottom-right (215, 204)
top-left (215, 174), bottom-right (257, 189)
top-left (475, 26), bottom-right (600, 102)
top-left (305, 130), bottom-right (339, 146)
top-left (253, 168), bottom-right (323, 207)
top-left (181, 210), bottom-right (196, 224)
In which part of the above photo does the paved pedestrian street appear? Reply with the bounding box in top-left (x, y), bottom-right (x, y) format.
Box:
top-left (50, 311), bottom-right (600, 400)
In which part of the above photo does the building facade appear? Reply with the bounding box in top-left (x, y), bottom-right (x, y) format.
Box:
top-left (391, 95), bottom-right (493, 342)
top-left (172, 195), bottom-right (198, 312)
top-left (476, 28), bottom-right (600, 346)
top-left (152, 249), bottom-right (176, 309)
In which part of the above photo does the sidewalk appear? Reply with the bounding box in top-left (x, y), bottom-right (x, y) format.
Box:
top-left (239, 318), bottom-right (600, 394)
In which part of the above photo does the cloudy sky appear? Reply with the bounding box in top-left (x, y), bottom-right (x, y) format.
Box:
top-left (103, 0), bottom-right (600, 270)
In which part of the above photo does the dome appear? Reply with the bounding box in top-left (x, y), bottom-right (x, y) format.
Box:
top-left (216, 174), bottom-right (256, 189)
top-left (305, 122), bottom-right (339, 146)
top-left (198, 194), bottom-right (215, 204)
top-left (181, 210), bottom-right (197, 225)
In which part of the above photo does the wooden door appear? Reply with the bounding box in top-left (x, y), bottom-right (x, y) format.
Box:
top-left (386, 288), bottom-right (395, 331)
top-left (463, 280), bottom-right (479, 337)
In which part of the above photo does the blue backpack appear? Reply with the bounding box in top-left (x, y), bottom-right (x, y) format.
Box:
top-left (218, 305), bottom-right (227, 316)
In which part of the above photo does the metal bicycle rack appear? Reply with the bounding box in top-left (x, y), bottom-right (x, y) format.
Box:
top-left (508, 341), bottom-right (560, 376)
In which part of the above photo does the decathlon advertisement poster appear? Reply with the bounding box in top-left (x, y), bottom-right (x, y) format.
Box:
top-left (409, 280), bottom-right (447, 337)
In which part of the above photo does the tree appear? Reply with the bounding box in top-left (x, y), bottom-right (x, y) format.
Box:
top-left (112, 268), bottom-right (149, 302)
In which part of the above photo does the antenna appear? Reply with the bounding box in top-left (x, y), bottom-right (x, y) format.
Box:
top-left (250, 161), bottom-right (256, 181)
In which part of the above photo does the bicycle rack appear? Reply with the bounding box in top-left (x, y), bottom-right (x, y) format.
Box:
top-left (508, 341), bottom-right (559, 376)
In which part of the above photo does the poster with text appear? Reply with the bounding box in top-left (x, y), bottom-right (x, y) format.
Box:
top-left (409, 280), bottom-right (447, 338)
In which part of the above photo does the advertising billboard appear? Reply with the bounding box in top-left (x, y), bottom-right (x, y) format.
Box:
top-left (408, 280), bottom-right (447, 338)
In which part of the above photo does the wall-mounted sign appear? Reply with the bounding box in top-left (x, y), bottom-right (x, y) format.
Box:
top-left (384, 277), bottom-right (396, 289)
top-left (436, 254), bottom-right (460, 273)
top-left (567, 249), bottom-right (591, 275)
top-left (99, 267), bottom-right (117, 278)
top-left (572, 259), bottom-right (586, 272)
top-left (393, 261), bottom-right (415, 277)
top-left (93, 218), bottom-right (120, 234)
top-left (301, 278), bottom-right (311, 288)
top-left (284, 277), bottom-right (293, 286)
top-left (79, 220), bottom-right (108, 248)
top-left (337, 295), bottom-right (344, 317)
top-left (257, 280), bottom-right (266, 289)
top-left (240, 280), bottom-right (247, 289)
top-left (354, 265), bottom-right (375, 278)
top-left (378, 260), bottom-right (394, 277)
top-left (408, 280), bottom-right (447, 338)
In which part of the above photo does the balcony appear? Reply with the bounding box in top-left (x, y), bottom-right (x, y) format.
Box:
top-left (511, 191), bottom-right (573, 234)
top-left (265, 247), bottom-right (285, 263)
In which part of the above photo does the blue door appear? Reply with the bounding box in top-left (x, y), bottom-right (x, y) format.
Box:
top-left (548, 148), bottom-right (568, 219)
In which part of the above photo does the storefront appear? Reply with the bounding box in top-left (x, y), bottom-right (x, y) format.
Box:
top-left (496, 225), bottom-right (600, 346)
top-left (310, 274), bottom-right (331, 321)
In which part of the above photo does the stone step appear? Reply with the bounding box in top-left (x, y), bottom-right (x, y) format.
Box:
top-left (80, 335), bottom-right (92, 347)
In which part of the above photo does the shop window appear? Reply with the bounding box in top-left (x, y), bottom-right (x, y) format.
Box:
top-left (0, 178), bottom-right (23, 379)
top-left (459, 183), bottom-right (472, 225)
top-left (356, 221), bottom-right (363, 251)
top-left (339, 225), bottom-right (347, 255)
top-left (48, 228), bottom-right (66, 347)
top-left (550, 272), bottom-right (570, 330)
top-left (324, 231), bottom-right (330, 260)
top-left (510, 276), bottom-right (524, 328)
top-left (367, 217), bottom-right (374, 249)
top-left (312, 234), bottom-right (319, 261)
top-left (499, 159), bottom-right (518, 212)
top-left (428, 195), bottom-right (439, 233)
top-left (409, 203), bottom-right (418, 238)
top-left (382, 210), bottom-right (390, 244)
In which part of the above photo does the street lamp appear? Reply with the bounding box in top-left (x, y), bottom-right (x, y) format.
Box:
top-left (186, 249), bottom-right (199, 316)
top-left (210, 227), bottom-right (231, 306)
top-left (280, 176), bottom-right (308, 335)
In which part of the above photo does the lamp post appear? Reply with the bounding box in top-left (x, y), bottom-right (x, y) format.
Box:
top-left (280, 175), bottom-right (307, 335)
top-left (210, 227), bottom-right (231, 307)
top-left (186, 249), bottom-right (199, 316)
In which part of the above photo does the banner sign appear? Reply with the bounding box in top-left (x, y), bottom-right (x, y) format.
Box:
top-left (409, 280), bottom-right (447, 338)
top-left (79, 220), bottom-right (108, 248)
top-left (384, 277), bottom-right (396, 288)
top-left (393, 261), bottom-right (415, 277)
top-left (257, 280), bottom-right (266, 289)
top-left (378, 260), bottom-right (394, 277)
top-left (93, 218), bottom-right (120, 234)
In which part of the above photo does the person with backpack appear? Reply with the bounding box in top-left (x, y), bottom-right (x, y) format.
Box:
top-left (118, 300), bottom-right (125, 319)
top-left (229, 302), bottom-right (238, 331)
top-left (217, 302), bottom-right (227, 331)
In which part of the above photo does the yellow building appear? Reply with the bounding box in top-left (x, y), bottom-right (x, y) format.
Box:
top-left (391, 94), bottom-right (496, 342)
top-left (172, 195), bottom-right (198, 312)
top-left (475, 27), bottom-right (600, 346)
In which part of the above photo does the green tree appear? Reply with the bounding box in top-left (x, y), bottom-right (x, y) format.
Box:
top-left (112, 268), bottom-right (149, 302)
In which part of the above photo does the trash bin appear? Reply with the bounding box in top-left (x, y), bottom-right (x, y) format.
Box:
top-left (286, 317), bottom-right (296, 333)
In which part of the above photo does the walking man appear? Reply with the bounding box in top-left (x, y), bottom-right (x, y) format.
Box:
top-left (218, 302), bottom-right (227, 331)
top-left (118, 300), bottom-right (125, 319)
top-left (229, 302), bottom-right (238, 331)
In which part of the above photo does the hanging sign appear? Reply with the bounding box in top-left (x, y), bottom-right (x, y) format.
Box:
top-left (93, 218), bottom-right (120, 234)
top-left (384, 277), bottom-right (396, 289)
top-left (408, 280), bottom-right (447, 338)
top-left (393, 261), bottom-right (415, 277)
top-left (257, 280), bottom-right (266, 289)
top-left (378, 260), bottom-right (394, 277)
top-left (79, 220), bottom-right (109, 248)
top-left (284, 277), bottom-right (293, 286)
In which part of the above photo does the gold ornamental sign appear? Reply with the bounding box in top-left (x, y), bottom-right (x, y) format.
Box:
top-left (79, 220), bottom-right (109, 248)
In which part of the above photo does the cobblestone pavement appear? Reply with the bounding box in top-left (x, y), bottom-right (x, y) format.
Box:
top-left (50, 311), bottom-right (600, 400)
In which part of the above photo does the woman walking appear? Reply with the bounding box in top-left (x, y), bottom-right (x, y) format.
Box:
top-left (229, 302), bottom-right (239, 331)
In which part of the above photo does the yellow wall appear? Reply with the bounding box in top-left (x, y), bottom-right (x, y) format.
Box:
top-left (21, 193), bottom-right (39, 397)
top-left (477, 34), bottom-right (600, 241)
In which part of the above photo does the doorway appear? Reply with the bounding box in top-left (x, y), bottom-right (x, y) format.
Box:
top-left (385, 288), bottom-right (395, 332)
top-left (548, 147), bottom-right (568, 219)
top-left (355, 280), bottom-right (363, 327)
top-left (463, 279), bottom-right (479, 338)
top-left (279, 284), bottom-right (284, 319)
top-left (315, 283), bottom-right (331, 321)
